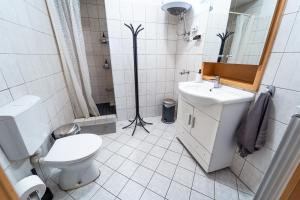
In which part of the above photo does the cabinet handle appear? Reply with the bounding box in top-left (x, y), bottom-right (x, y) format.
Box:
top-left (188, 114), bottom-right (192, 125)
top-left (192, 117), bottom-right (196, 128)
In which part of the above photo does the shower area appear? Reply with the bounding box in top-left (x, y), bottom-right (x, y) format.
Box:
top-left (79, 0), bottom-right (115, 115)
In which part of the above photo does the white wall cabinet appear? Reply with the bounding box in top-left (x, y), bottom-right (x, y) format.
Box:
top-left (176, 95), bottom-right (250, 172)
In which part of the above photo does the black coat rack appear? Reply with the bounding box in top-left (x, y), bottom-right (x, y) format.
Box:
top-left (217, 31), bottom-right (234, 62)
top-left (122, 23), bottom-right (152, 136)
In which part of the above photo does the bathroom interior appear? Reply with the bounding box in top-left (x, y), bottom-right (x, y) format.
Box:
top-left (0, 0), bottom-right (299, 200)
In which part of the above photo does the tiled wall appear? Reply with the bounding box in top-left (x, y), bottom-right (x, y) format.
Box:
top-left (174, 0), bottom-right (216, 97)
top-left (0, 0), bottom-right (74, 184)
top-left (230, 0), bottom-right (300, 192)
top-left (80, 0), bottom-right (115, 104)
top-left (104, 0), bottom-right (177, 120)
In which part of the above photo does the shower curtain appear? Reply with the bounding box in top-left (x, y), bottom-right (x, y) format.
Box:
top-left (228, 15), bottom-right (254, 63)
top-left (46, 0), bottom-right (99, 118)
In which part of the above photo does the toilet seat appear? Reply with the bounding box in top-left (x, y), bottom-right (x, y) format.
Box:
top-left (43, 134), bottom-right (102, 165)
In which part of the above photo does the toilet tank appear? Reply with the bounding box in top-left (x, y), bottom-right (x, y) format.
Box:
top-left (0, 95), bottom-right (50, 160)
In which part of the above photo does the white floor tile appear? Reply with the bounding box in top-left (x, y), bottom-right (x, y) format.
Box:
top-left (131, 166), bottom-right (154, 187)
top-left (178, 155), bottom-right (196, 172)
top-left (116, 134), bottom-right (131, 144)
top-left (156, 138), bottom-right (171, 149)
top-left (151, 128), bottom-right (164, 137)
top-left (95, 148), bottom-right (113, 163)
top-left (215, 168), bottom-right (237, 190)
top-left (117, 145), bottom-right (134, 158)
top-left (136, 141), bottom-right (154, 153)
top-left (156, 160), bottom-right (176, 179)
top-left (95, 165), bottom-right (114, 185)
top-left (237, 179), bottom-right (254, 195)
top-left (182, 148), bottom-right (192, 158)
top-left (128, 149), bottom-right (147, 164)
top-left (90, 187), bottom-right (116, 200)
top-left (101, 137), bottom-right (113, 148)
top-left (141, 154), bottom-right (161, 170)
top-left (140, 189), bottom-right (164, 200)
top-left (144, 135), bottom-right (159, 144)
top-left (192, 174), bottom-right (215, 199)
top-left (106, 141), bottom-right (123, 152)
top-left (69, 182), bottom-right (100, 200)
top-left (118, 180), bottom-right (145, 200)
top-left (126, 138), bottom-right (142, 148)
top-left (238, 191), bottom-right (254, 200)
top-left (161, 131), bottom-right (175, 140)
top-left (173, 166), bottom-right (194, 188)
top-left (190, 190), bottom-right (212, 200)
top-left (133, 129), bottom-right (149, 140)
top-left (117, 159), bottom-right (139, 178)
top-left (168, 141), bottom-right (184, 154)
top-left (149, 146), bottom-right (167, 159)
top-left (166, 181), bottom-right (191, 200)
top-left (103, 172), bottom-right (129, 196)
top-left (215, 182), bottom-right (239, 200)
top-left (105, 154), bottom-right (126, 170)
top-left (147, 173), bottom-right (171, 197)
top-left (163, 150), bottom-right (181, 165)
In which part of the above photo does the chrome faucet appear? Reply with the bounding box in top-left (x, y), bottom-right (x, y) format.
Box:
top-left (211, 76), bottom-right (221, 88)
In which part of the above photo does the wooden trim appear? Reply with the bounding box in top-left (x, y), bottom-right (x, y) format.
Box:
top-left (280, 164), bottom-right (300, 200)
top-left (202, 0), bottom-right (287, 92)
top-left (0, 166), bottom-right (19, 200)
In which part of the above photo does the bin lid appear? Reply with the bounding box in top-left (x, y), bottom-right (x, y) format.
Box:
top-left (53, 123), bottom-right (80, 139)
top-left (163, 98), bottom-right (176, 106)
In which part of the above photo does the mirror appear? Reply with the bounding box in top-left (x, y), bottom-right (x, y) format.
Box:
top-left (203, 0), bottom-right (277, 65)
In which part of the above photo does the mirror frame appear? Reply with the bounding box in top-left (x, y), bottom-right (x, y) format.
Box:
top-left (202, 0), bottom-right (287, 92)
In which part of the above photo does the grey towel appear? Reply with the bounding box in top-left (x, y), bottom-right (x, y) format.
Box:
top-left (236, 91), bottom-right (272, 157)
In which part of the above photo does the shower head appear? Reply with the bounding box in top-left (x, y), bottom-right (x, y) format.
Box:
top-left (161, 0), bottom-right (192, 16)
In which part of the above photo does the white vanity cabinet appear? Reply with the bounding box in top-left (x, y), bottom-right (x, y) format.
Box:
top-left (176, 95), bottom-right (251, 172)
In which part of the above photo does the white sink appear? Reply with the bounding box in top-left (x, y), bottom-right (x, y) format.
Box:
top-left (178, 81), bottom-right (255, 107)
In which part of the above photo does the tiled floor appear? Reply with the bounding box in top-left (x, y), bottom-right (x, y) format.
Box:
top-left (47, 117), bottom-right (255, 200)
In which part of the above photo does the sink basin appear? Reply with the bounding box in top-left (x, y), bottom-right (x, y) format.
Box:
top-left (178, 81), bottom-right (255, 107)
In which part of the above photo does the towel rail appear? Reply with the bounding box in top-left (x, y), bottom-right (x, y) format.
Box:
top-left (266, 85), bottom-right (275, 97)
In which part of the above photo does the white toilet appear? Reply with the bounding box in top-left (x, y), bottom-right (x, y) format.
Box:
top-left (0, 95), bottom-right (102, 190)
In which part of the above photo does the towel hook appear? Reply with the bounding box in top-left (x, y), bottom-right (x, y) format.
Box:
top-left (266, 85), bottom-right (275, 97)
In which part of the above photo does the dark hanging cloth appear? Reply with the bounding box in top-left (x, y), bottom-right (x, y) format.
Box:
top-left (236, 91), bottom-right (272, 157)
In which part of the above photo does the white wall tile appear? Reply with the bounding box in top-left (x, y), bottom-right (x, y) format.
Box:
top-left (284, 0), bottom-right (300, 14)
top-left (273, 53), bottom-right (300, 91)
top-left (0, 90), bottom-right (13, 106)
top-left (261, 53), bottom-right (282, 85)
top-left (270, 87), bottom-right (300, 124)
top-left (272, 13), bottom-right (296, 52)
top-left (285, 14), bottom-right (300, 52)
top-left (0, 0), bottom-right (74, 186)
top-left (240, 162), bottom-right (264, 193)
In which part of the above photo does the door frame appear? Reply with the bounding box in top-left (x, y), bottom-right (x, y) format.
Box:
top-left (255, 114), bottom-right (300, 200)
top-left (0, 166), bottom-right (19, 200)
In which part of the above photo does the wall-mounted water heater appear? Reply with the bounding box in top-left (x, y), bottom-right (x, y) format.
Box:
top-left (161, 0), bottom-right (192, 15)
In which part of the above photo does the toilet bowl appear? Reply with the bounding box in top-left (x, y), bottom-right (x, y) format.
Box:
top-left (40, 133), bottom-right (102, 190)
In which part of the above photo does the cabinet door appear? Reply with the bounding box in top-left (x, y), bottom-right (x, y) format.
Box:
top-left (177, 97), bottom-right (194, 131)
top-left (190, 108), bottom-right (219, 153)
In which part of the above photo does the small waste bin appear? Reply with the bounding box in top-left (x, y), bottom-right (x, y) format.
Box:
top-left (162, 98), bottom-right (176, 124)
top-left (51, 123), bottom-right (80, 140)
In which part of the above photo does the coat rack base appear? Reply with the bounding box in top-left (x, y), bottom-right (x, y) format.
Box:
top-left (122, 114), bottom-right (152, 136)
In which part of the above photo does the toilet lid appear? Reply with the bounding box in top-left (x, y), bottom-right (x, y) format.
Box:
top-left (44, 134), bottom-right (102, 164)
